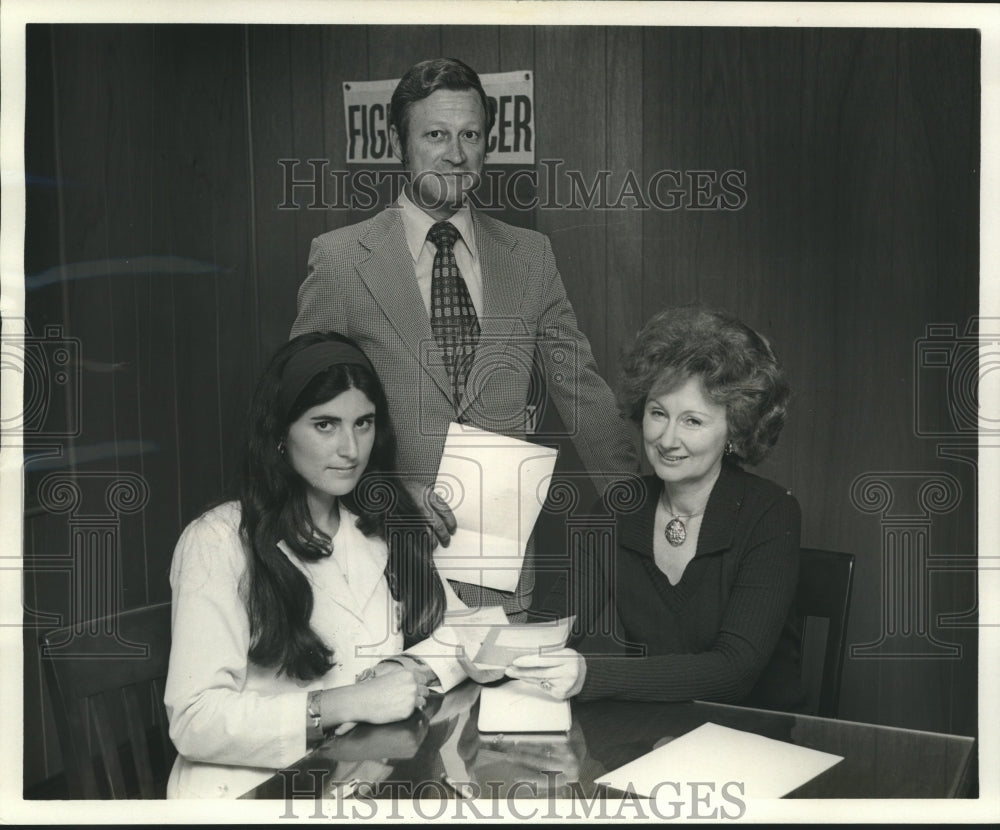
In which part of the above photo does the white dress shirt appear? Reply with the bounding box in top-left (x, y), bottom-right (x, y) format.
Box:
top-left (397, 189), bottom-right (484, 316)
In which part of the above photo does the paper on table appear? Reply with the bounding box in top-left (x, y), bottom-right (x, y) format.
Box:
top-left (595, 722), bottom-right (843, 799)
top-left (473, 616), bottom-right (575, 667)
top-left (432, 423), bottom-right (558, 591)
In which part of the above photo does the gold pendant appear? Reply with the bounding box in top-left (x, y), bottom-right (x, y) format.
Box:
top-left (665, 518), bottom-right (687, 546)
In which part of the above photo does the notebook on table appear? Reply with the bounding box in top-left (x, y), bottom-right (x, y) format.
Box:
top-left (477, 679), bottom-right (571, 734)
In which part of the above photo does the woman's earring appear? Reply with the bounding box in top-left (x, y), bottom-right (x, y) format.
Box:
top-left (277, 440), bottom-right (286, 456)
top-left (724, 440), bottom-right (734, 456)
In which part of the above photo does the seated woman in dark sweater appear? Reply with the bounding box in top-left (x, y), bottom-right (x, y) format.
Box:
top-left (508, 305), bottom-right (804, 711)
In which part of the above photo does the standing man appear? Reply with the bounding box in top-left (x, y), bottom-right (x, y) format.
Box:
top-left (291, 58), bottom-right (637, 618)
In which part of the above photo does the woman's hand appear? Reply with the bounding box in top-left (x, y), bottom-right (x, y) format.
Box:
top-left (323, 671), bottom-right (430, 729)
top-left (354, 670), bottom-right (430, 723)
top-left (504, 648), bottom-right (587, 700)
top-left (368, 655), bottom-right (440, 687)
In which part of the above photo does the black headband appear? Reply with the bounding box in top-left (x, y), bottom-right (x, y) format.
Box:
top-left (279, 341), bottom-right (375, 420)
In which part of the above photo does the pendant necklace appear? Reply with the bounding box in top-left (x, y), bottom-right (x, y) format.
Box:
top-left (662, 495), bottom-right (706, 547)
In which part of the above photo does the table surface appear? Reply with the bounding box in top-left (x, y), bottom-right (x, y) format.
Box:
top-left (242, 680), bottom-right (976, 801)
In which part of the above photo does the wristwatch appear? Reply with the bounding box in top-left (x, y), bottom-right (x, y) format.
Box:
top-left (306, 690), bottom-right (324, 743)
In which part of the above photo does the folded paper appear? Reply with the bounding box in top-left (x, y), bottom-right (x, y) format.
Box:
top-left (433, 423), bottom-right (558, 591)
top-left (403, 604), bottom-right (510, 684)
top-left (472, 616), bottom-right (575, 667)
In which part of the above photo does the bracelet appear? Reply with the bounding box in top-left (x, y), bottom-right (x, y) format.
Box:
top-left (306, 690), bottom-right (324, 744)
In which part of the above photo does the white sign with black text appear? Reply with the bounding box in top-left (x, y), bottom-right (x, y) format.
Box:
top-left (343, 70), bottom-right (534, 164)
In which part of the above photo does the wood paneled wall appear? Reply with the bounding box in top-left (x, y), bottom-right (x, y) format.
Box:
top-left (21, 24), bottom-right (979, 789)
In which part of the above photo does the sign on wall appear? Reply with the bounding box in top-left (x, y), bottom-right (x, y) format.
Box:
top-left (343, 70), bottom-right (534, 165)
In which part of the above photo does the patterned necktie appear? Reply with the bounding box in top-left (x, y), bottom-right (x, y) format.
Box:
top-left (428, 221), bottom-right (480, 408)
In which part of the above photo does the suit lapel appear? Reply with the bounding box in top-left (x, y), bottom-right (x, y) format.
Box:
top-left (618, 478), bottom-right (660, 557)
top-left (456, 211), bottom-right (531, 420)
top-left (335, 504), bottom-right (390, 624)
top-left (474, 210), bottom-right (528, 339)
top-left (695, 462), bottom-right (744, 556)
top-left (357, 206), bottom-right (454, 403)
top-left (278, 507), bottom-right (391, 628)
top-left (277, 539), bottom-right (361, 623)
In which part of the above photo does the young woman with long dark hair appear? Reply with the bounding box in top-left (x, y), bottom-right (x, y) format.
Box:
top-left (165, 331), bottom-right (467, 798)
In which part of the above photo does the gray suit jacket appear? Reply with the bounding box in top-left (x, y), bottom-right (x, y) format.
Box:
top-left (291, 204), bottom-right (637, 611)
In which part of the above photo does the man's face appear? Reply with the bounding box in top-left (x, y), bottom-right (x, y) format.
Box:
top-left (390, 88), bottom-right (487, 220)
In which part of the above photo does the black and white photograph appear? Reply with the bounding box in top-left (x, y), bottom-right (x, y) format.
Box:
top-left (1, 0), bottom-right (997, 823)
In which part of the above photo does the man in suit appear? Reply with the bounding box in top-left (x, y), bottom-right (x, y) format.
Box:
top-left (291, 58), bottom-right (637, 619)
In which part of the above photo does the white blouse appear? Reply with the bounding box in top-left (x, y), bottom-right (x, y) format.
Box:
top-left (164, 501), bottom-right (467, 798)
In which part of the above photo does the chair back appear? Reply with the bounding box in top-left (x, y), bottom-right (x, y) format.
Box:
top-left (795, 548), bottom-right (855, 718)
top-left (40, 602), bottom-right (176, 798)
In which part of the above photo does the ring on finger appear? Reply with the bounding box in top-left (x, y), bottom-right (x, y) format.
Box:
top-left (540, 679), bottom-right (553, 692)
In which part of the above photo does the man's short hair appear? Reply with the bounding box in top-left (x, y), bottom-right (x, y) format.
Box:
top-left (389, 58), bottom-right (497, 161)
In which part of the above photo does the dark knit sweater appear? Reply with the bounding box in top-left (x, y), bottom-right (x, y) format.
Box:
top-left (572, 462), bottom-right (804, 710)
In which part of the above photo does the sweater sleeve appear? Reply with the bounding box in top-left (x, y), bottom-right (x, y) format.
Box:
top-left (164, 510), bottom-right (308, 769)
top-left (577, 493), bottom-right (801, 704)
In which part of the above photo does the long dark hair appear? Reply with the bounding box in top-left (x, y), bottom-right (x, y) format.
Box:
top-left (239, 331), bottom-right (446, 680)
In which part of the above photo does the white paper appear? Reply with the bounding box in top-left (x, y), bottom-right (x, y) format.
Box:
top-left (472, 616), bottom-right (575, 667)
top-left (595, 722), bottom-right (843, 799)
top-left (437, 604), bottom-right (512, 658)
top-left (433, 423), bottom-right (558, 591)
top-left (477, 679), bottom-right (572, 733)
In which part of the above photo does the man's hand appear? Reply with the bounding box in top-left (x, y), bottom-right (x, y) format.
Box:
top-left (406, 481), bottom-right (457, 547)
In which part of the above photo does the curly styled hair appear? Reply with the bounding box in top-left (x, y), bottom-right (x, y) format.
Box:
top-left (618, 305), bottom-right (790, 466)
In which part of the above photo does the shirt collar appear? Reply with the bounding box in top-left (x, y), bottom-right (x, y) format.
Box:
top-left (619, 462), bottom-right (746, 557)
top-left (398, 188), bottom-right (478, 263)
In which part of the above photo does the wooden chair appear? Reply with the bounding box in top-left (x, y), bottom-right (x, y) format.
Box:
top-left (40, 602), bottom-right (176, 798)
top-left (796, 548), bottom-right (856, 718)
